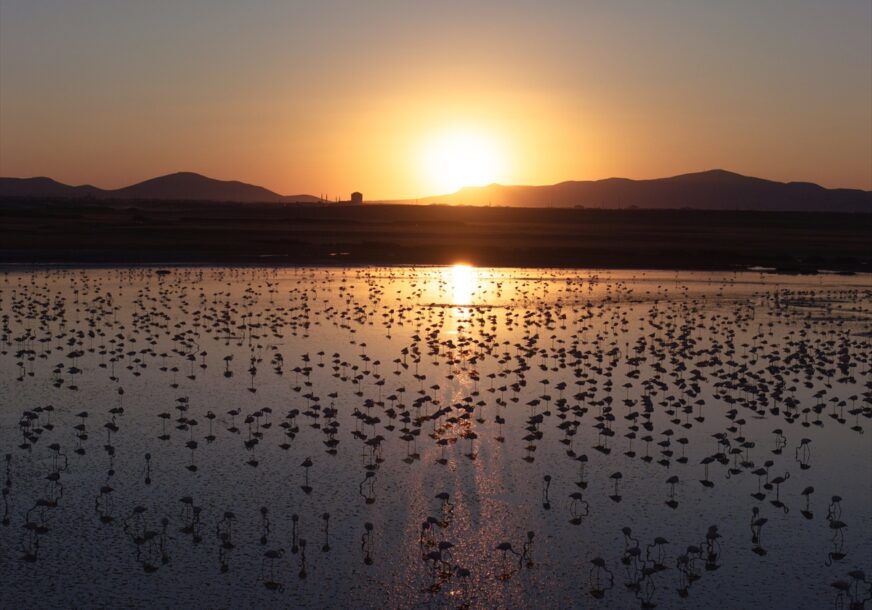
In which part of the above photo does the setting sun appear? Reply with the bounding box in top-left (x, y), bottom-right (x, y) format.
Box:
top-left (421, 129), bottom-right (507, 194)
top-left (1, 2), bottom-right (871, 607)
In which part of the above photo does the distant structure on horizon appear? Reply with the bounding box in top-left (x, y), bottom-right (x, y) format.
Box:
top-left (350, 191), bottom-right (363, 204)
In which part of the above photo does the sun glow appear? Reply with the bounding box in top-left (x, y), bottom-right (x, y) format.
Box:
top-left (422, 129), bottom-right (506, 194)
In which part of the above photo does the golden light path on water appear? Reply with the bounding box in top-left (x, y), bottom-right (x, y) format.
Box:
top-left (450, 263), bottom-right (476, 306)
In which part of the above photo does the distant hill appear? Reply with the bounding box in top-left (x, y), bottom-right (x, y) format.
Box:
top-left (413, 169), bottom-right (872, 212)
top-left (0, 172), bottom-right (322, 204)
top-left (0, 177), bottom-right (104, 198)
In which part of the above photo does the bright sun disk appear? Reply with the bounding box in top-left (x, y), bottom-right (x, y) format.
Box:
top-left (422, 130), bottom-right (505, 194)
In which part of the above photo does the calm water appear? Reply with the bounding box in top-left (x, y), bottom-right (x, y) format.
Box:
top-left (1, 266), bottom-right (870, 609)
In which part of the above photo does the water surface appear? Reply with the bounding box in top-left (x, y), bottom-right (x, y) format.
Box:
top-left (1, 266), bottom-right (870, 608)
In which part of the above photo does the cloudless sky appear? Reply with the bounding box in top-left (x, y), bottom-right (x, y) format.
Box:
top-left (1, 0), bottom-right (870, 197)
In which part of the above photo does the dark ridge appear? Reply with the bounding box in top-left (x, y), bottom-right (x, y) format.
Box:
top-left (0, 172), bottom-right (322, 204)
top-left (411, 169), bottom-right (871, 212)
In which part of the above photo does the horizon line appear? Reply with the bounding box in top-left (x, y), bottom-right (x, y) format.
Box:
top-left (3, 167), bottom-right (871, 201)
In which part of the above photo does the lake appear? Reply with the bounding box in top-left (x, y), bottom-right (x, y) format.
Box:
top-left (1, 266), bottom-right (870, 608)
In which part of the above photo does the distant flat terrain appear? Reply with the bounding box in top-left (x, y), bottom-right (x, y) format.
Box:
top-left (1, 198), bottom-right (870, 271)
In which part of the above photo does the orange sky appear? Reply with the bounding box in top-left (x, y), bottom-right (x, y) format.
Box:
top-left (1, 1), bottom-right (870, 198)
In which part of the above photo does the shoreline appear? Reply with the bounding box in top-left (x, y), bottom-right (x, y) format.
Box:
top-left (0, 260), bottom-right (867, 278)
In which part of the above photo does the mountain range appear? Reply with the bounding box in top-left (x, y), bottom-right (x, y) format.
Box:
top-left (1, 169), bottom-right (869, 212)
top-left (411, 169), bottom-right (871, 212)
top-left (0, 172), bottom-right (323, 203)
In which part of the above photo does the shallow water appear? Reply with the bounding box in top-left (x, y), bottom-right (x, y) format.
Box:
top-left (0, 266), bottom-right (870, 609)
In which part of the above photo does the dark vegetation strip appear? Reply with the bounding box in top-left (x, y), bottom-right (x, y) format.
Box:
top-left (0, 198), bottom-right (870, 272)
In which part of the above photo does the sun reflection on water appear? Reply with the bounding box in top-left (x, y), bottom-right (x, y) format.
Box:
top-left (451, 264), bottom-right (475, 306)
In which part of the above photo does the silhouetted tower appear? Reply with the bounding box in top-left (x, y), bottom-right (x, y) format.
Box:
top-left (351, 192), bottom-right (363, 205)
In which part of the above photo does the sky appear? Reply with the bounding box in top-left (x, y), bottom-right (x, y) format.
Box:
top-left (1, 0), bottom-right (870, 198)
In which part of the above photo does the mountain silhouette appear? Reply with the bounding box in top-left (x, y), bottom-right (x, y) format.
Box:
top-left (113, 172), bottom-right (320, 202)
top-left (0, 177), bottom-right (103, 198)
top-left (2, 169), bottom-right (869, 211)
top-left (416, 169), bottom-right (871, 212)
top-left (0, 172), bottom-right (322, 203)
